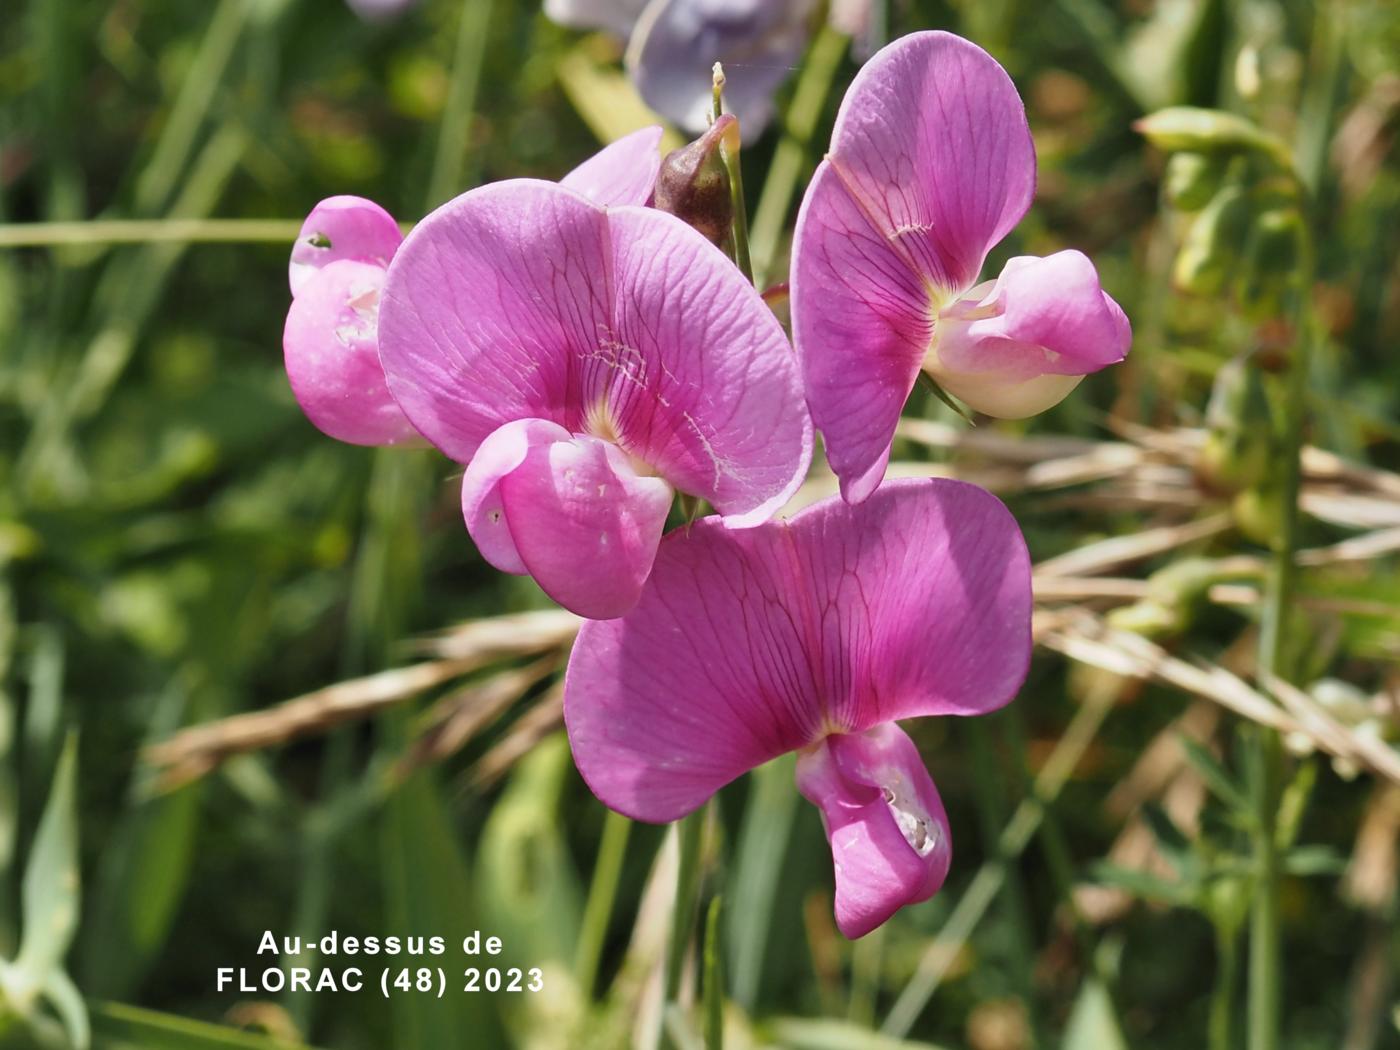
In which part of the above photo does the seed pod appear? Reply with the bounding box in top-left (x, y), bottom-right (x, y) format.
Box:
top-left (1163, 152), bottom-right (1226, 212)
top-left (1198, 354), bottom-right (1273, 493)
top-left (1237, 207), bottom-right (1307, 320)
top-left (653, 114), bottom-right (735, 248)
top-left (1173, 181), bottom-right (1253, 296)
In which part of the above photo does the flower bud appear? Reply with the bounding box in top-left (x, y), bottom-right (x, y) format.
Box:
top-left (653, 114), bottom-right (736, 247)
top-left (1135, 106), bottom-right (1292, 168)
top-left (1163, 152), bottom-right (1226, 212)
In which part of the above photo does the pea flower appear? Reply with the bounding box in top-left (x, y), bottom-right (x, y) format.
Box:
top-left (545, 0), bottom-right (818, 135)
top-left (282, 126), bottom-right (664, 448)
top-left (791, 32), bottom-right (1131, 503)
top-left (565, 478), bottom-right (1031, 937)
top-left (375, 179), bottom-right (812, 620)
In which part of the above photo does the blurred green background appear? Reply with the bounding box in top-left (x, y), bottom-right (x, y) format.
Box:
top-left (1, 0), bottom-right (1399, 1048)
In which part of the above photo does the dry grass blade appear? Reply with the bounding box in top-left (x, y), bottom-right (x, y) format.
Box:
top-left (1034, 513), bottom-right (1232, 578)
top-left (1260, 671), bottom-right (1400, 785)
top-left (398, 656), bottom-right (557, 774)
top-left (468, 685), bottom-right (565, 790)
top-left (146, 609), bottom-right (580, 785)
top-left (414, 608), bottom-right (581, 659)
top-left (1038, 611), bottom-right (1400, 787)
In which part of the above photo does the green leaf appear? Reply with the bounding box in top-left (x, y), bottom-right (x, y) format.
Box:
top-left (1063, 979), bottom-right (1129, 1050)
top-left (1140, 803), bottom-right (1195, 875)
top-left (91, 1002), bottom-right (319, 1050)
top-left (727, 753), bottom-right (798, 1010)
top-left (38, 968), bottom-right (87, 1050)
top-left (381, 747), bottom-right (503, 1050)
top-left (768, 1018), bottom-right (953, 1050)
top-left (17, 734), bottom-right (80, 981)
top-left (1177, 735), bottom-right (1253, 819)
top-left (1281, 846), bottom-right (1345, 878)
top-left (1088, 863), bottom-right (1193, 906)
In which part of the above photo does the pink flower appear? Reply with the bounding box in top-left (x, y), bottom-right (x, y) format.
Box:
top-left (564, 479), bottom-right (1031, 936)
top-left (375, 179), bottom-right (811, 620)
top-left (791, 32), bottom-right (1131, 503)
top-left (282, 127), bottom-right (665, 449)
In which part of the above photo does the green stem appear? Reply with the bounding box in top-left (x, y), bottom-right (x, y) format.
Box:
top-left (719, 132), bottom-right (753, 285)
top-left (575, 809), bottom-right (632, 998)
top-left (1210, 921), bottom-right (1240, 1050)
top-left (702, 896), bottom-right (724, 1050)
top-left (749, 23), bottom-right (848, 287)
top-left (426, 0), bottom-right (495, 209)
top-left (666, 811), bottom-right (705, 1004)
top-left (0, 219), bottom-right (307, 247)
top-left (1247, 289), bottom-right (1309, 1050)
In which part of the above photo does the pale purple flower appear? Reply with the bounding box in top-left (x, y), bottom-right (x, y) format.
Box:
top-left (546, 0), bottom-right (818, 135)
top-left (282, 126), bottom-right (665, 449)
top-left (375, 178), bottom-right (812, 619)
top-left (791, 31), bottom-right (1132, 503)
top-left (564, 478), bottom-right (1032, 937)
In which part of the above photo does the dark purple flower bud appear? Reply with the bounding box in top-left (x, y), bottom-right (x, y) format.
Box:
top-left (653, 114), bottom-right (736, 247)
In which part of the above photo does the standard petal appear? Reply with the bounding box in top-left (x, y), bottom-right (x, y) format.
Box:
top-left (559, 126), bottom-right (664, 207)
top-left (378, 181), bottom-right (810, 521)
top-left (627, 0), bottom-right (817, 134)
top-left (497, 431), bottom-right (674, 620)
top-left (928, 251), bottom-right (1132, 418)
top-left (796, 723), bottom-right (952, 938)
top-left (603, 206), bottom-right (812, 524)
top-left (791, 160), bottom-right (931, 503)
top-left (818, 30), bottom-right (1035, 293)
top-left (282, 260), bottom-right (420, 446)
top-left (289, 196), bottom-right (402, 297)
top-left (563, 478), bottom-right (1031, 823)
top-left (378, 180), bottom-right (615, 463)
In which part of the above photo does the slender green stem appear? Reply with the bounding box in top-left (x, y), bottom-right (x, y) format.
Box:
top-left (1247, 288), bottom-right (1309, 1050)
top-left (718, 130), bottom-right (753, 285)
top-left (0, 218), bottom-right (307, 247)
top-left (702, 896), bottom-right (724, 1050)
top-left (1210, 922), bottom-right (1240, 1050)
top-left (426, 0), bottom-right (495, 208)
top-left (666, 811), bottom-right (706, 1004)
top-left (575, 809), bottom-right (633, 998)
top-left (750, 24), bottom-right (848, 287)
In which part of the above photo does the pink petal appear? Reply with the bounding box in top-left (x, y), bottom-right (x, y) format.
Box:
top-left (796, 723), bottom-right (952, 938)
top-left (791, 31), bottom-right (1035, 498)
top-left (282, 259), bottom-right (420, 446)
top-left (791, 161), bottom-right (932, 503)
top-left (289, 196), bottom-right (402, 297)
top-left (818, 31), bottom-right (1034, 295)
top-left (603, 206), bottom-right (812, 524)
top-left (460, 418), bottom-right (572, 575)
top-left (559, 126), bottom-right (664, 207)
top-left (930, 251), bottom-right (1132, 418)
top-left (463, 418), bottom-right (674, 619)
top-left (378, 180), bottom-right (615, 462)
top-left (378, 180), bottom-right (810, 523)
top-left (564, 478), bottom-right (1031, 823)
